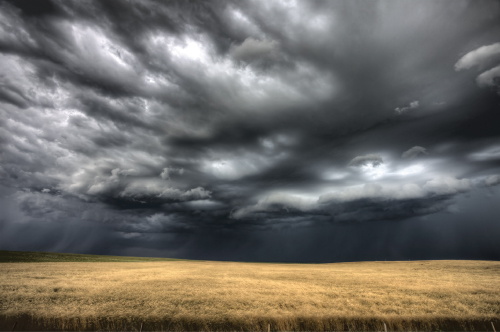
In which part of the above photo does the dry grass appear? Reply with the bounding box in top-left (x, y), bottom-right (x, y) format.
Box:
top-left (1, 260), bottom-right (499, 331)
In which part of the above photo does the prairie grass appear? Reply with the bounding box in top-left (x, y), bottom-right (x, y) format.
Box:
top-left (1, 257), bottom-right (499, 331)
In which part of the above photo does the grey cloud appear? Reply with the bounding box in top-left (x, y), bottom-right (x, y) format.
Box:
top-left (402, 146), bottom-right (428, 159)
top-left (455, 42), bottom-right (500, 93)
top-left (348, 154), bottom-right (384, 167)
top-left (421, 176), bottom-right (472, 195)
top-left (121, 183), bottom-right (212, 202)
top-left (86, 168), bottom-right (137, 196)
top-left (13, 190), bottom-right (109, 225)
top-left (230, 37), bottom-right (279, 62)
top-left (231, 193), bottom-right (317, 220)
top-left (8, 186), bottom-right (217, 236)
top-left (484, 174), bottom-right (500, 187)
top-left (160, 167), bottom-right (184, 180)
top-left (468, 144), bottom-right (500, 161)
top-left (232, 176), bottom-right (474, 223)
top-left (476, 65), bottom-right (500, 92)
top-left (86, 172), bottom-right (211, 203)
top-left (319, 177), bottom-right (472, 204)
top-left (179, 187), bottom-right (212, 201)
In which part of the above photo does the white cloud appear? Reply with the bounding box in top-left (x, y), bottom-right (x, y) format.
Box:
top-left (395, 164), bottom-right (425, 177)
top-left (455, 43), bottom-right (500, 71)
top-left (395, 100), bottom-right (419, 114)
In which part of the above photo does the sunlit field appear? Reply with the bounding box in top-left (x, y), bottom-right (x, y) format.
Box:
top-left (1, 252), bottom-right (499, 331)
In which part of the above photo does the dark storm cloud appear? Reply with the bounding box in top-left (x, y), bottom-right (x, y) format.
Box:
top-left (230, 176), bottom-right (474, 222)
top-left (1, 0), bottom-right (500, 260)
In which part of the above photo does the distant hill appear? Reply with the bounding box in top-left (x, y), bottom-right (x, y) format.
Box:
top-left (0, 250), bottom-right (184, 263)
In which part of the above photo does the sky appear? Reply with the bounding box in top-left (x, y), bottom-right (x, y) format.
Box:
top-left (1, 0), bottom-right (500, 262)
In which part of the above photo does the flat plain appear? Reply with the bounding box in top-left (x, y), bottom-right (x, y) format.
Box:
top-left (0, 251), bottom-right (499, 331)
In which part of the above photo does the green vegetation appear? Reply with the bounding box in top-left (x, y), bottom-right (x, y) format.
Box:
top-left (0, 250), bottom-right (184, 263)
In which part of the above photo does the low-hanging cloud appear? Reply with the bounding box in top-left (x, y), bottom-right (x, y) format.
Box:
top-left (232, 176), bottom-right (476, 223)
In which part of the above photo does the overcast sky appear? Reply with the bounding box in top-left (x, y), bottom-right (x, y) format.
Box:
top-left (1, 0), bottom-right (500, 262)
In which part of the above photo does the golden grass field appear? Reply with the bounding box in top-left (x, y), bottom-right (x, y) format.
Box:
top-left (1, 257), bottom-right (500, 331)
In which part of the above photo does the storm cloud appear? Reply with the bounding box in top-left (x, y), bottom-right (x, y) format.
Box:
top-left (1, 0), bottom-right (500, 261)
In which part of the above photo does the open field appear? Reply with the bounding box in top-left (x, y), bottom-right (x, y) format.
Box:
top-left (1, 252), bottom-right (499, 331)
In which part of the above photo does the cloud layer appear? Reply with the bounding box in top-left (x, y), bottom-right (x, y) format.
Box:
top-left (1, 0), bottom-right (500, 260)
